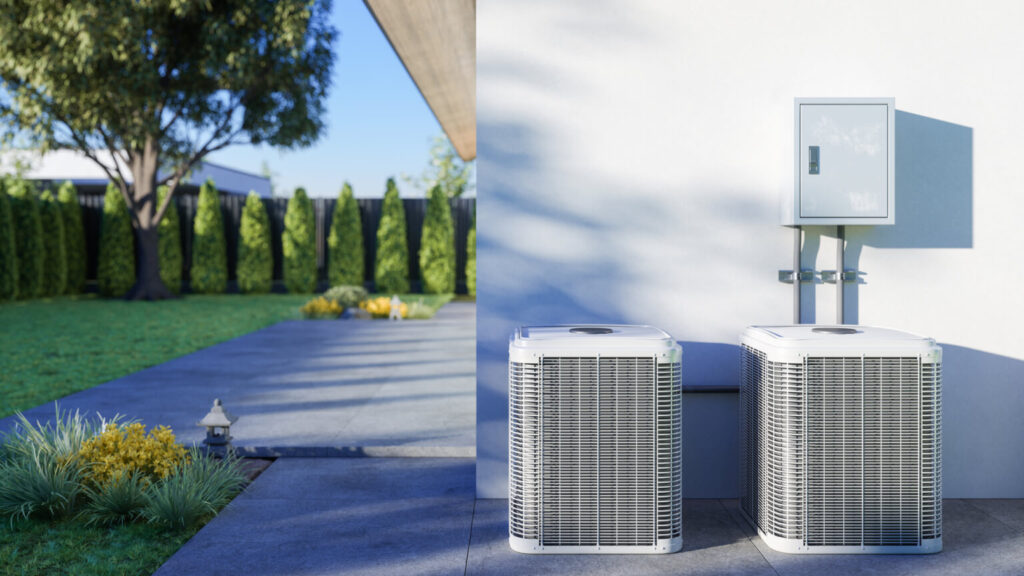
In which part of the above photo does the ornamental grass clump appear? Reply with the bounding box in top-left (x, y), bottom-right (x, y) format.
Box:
top-left (322, 284), bottom-right (368, 309)
top-left (0, 408), bottom-right (102, 523)
top-left (300, 296), bottom-right (343, 319)
top-left (0, 448), bottom-right (83, 522)
top-left (142, 448), bottom-right (247, 530)
top-left (79, 470), bottom-right (150, 527)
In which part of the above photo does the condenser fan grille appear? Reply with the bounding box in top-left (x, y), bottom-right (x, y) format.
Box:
top-left (509, 355), bottom-right (681, 550)
top-left (741, 346), bottom-right (942, 551)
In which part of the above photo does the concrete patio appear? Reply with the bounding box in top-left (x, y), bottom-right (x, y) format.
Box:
top-left (156, 455), bottom-right (1024, 575)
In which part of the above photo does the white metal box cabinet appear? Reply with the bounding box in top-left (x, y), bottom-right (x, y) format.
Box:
top-left (508, 325), bottom-right (683, 554)
top-left (784, 98), bottom-right (895, 226)
top-left (739, 325), bottom-right (942, 554)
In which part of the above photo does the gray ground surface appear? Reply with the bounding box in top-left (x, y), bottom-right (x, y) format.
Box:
top-left (0, 302), bottom-right (476, 456)
top-left (157, 456), bottom-right (1024, 576)
top-left (11, 301), bottom-right (1024, 575)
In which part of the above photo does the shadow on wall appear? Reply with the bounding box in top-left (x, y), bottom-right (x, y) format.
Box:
top-left (941, 344), bottom-right (1024, 497)
top-left (805, 110), bottom-right (973, 323)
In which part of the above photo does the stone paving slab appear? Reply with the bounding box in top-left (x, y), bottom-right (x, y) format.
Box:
top-left (466, 499), bottom-right (776, 576)
top-left (1, 302), bottom-right (476, 455)
top-left (723, 498), bottom-right (1024, 576)
top-left (154, 458), bottom-right (477, 576)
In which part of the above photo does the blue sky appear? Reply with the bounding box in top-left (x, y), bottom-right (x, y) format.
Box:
top-left (208, 0), bottom-right (444, 198)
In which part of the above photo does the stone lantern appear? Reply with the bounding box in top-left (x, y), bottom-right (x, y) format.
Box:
top-left (198, 398), bottom-right (237, 456)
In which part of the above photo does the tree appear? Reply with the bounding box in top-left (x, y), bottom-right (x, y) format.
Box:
top-left (374, 178), bottom-right (409, 294)
top-left (39, 191), bottom-right (67, 296)
top-left (283, 187), bottom-right (316, 293)
top-left (57, 181), bottom-right (87, 294)
top-left (0, 181), bottom-right (17, 300)
top-left (259, 161), bottom-right (279, 198)
top-left (405, 136), bottom-right (475, 198)
top-left (419, 185), bottom-right (455, 294)
top-left (98, 183), bottom-right (134, 298)
top-left (237, 192), bottom-right (273, 294)
top-left (466, 218), bottom-right (476, 297)
top-left (328, 183), bottom-right (364, 287)
top-left (156, 186), bottom-right (182, 294)
top-left (190, 180), bottom-right (226, 294)
top-left (7, 178), bottom-right (43, 299)
top-left (0, 1), bottom-right (335, 299)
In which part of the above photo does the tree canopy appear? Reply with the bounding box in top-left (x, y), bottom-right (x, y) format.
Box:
top-left (405, 136), bottom-right (475, 198)
top-left (0, 0), bottom-right (335, 298)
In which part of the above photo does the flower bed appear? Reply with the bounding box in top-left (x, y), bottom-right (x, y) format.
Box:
top-left (0, 406), bottom-right (256, 575)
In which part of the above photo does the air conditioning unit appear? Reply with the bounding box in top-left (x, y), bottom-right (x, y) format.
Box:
top-left (740, 325), bottom-right (942, 554)
top-left (508, 325), bottom-right (683, 554)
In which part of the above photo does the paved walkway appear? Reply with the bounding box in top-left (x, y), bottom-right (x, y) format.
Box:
top-left (0, 302), bottom-right (476, 456)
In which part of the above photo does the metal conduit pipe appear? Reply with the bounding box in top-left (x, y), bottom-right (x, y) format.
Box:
top-left (793, 225), bottom-right (801, 324)
top-left (836, 225), bottom-right (845, 325)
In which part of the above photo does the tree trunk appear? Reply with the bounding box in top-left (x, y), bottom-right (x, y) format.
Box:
top-left (125, 136), bottom-right (174, 300)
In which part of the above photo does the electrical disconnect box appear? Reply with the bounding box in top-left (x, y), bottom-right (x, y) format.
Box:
top-left (783, 98), bottom-right (895, 226)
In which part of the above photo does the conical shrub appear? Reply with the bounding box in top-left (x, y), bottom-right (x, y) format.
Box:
top-left (39, 190), bottom-right (67, 296)
top-left (419, 185), bottom-right (455, 294)
top-left (190, 179), bottom-right (226, 294)
top-left (0, 181), bottom-right (17, 301)
top-left (374, 178), bottom-right (409, 294)
top-left (283, 187), bottom-right (316, 293)
top-left (466, 218), bottom-right (476, 297)
top-left (8, 178), bottom-right (44, 299)
top-left (328, 183), bottom-right (364, 287)
top-left (237, 192), bottom-right (273, 294)
top-left (97, 182), bottom-right (135, 298)
top-left (57, 181), bottom-right (86, 294)
top-left (157, 186), bottom-right (182, 294)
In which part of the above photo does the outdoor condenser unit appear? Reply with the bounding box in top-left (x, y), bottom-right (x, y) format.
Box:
top-left (508, 325), bottom-right (683, 554)
top-left (740, 325), bottom-right (942, 554)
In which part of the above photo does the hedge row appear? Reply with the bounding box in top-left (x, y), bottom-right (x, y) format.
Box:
top-left (1, 177), bottom-right (476, 300)
top-left (0, 176), bottom-right (88, 302)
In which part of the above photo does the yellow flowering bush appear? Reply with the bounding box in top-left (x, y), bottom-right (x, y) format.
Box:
top-left (359, 297), bottom-right (408, 319)
top-left (79, 423), bottom-right (187, 486)
top-left (300, 296), bottom-right (343, 319)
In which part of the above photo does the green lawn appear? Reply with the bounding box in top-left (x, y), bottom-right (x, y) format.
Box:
top-left (0, 294), bottom-right (309, 419)
top-left (0, 518), bottom-right (197, 576)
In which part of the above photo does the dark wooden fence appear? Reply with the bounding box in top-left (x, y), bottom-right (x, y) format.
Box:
top-left (78, 194), bottom-right (476, 293)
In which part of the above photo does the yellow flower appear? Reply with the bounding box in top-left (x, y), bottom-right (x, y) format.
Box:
top-left (79, 422), bottom-right (187, 487)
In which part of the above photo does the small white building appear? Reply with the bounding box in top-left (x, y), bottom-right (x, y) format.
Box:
top-left (1, 149), bottom-right (271, 197)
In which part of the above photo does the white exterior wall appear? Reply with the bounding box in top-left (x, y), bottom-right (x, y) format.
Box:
top-left (477, 0), bottom-right (1024, 498)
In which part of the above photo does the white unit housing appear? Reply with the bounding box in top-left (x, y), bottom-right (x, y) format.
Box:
top-left (784, 98), bottom-right (895, 226)
top-left (508, 325), bottom-right (683, 554)
top-left (740, 325), bottom-right (942, 554)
